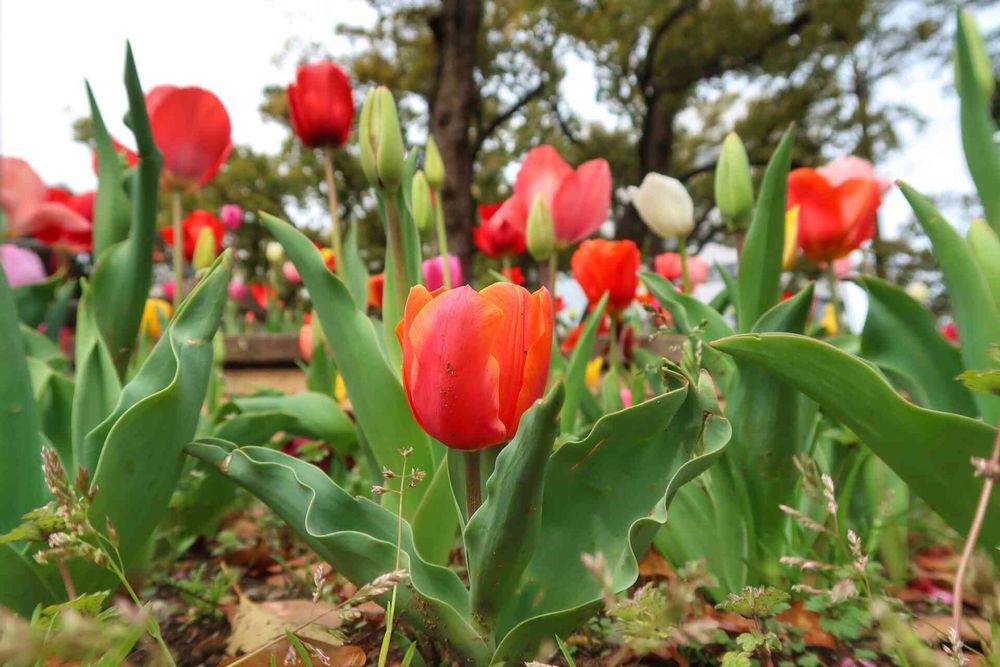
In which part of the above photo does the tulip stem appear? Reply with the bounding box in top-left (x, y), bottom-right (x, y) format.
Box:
top-left (384, 195), bottom-right (410, 320)
top-left (501, 256), bottom-right (512, 281)
top-left (433, 191), bottom-right (452, 289)
top-left (608, 315), bottom-right (621, 374)
top-left (323, 147), bottom-right (344, 276)
top-left (825, 263), bottom-right (843, 333)
top-left (465, 451), bottom-right (482, 520)
top-left (678, 236), bottom-right (691, 294)
top-left (171, 191), bottom-right (184, 309)
top-left (547, 253), bottom-right (558, 299)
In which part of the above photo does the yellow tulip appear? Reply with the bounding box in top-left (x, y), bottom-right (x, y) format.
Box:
top-left (141, 298), bottom-right (173, 338)
top-left (334, 373), bottom-right (348, 405)
top-left (783, 205), bottom-right (800, 270)
top-left (585, 357), bottom-right (604, 389)
top-left (820, 303), bottom-right (838, 336)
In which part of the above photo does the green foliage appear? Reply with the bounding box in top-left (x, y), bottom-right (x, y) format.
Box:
top-left (559, 293), bottom-right (608, 435)
top-left (716, 587), bottom-right (790, 619)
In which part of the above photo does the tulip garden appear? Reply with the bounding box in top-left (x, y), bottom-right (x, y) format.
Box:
top-left (2, 7), bottom-right (1000, 667)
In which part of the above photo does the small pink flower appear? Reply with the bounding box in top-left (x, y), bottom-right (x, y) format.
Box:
top-left (1, 243), bottom-right (46, 287)
top-left (162, 279), bottom-right (175, 302)
top-left (283, 261), bottom-right (302, 284)
top-left (422, 254), bottom-right (464, 291)
top-left (220, 204), bottom-right (243, 230)
top-left (227, 278), bottom-right (247, 301)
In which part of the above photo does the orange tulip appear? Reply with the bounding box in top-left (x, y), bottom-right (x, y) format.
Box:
top-left (398, 283), bottom-right (552, 449)
top-left (570, 239), bottom-right (640, 314)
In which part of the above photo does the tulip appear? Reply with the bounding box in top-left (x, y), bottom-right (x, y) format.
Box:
top-left (191, 226), bottom-right (217, 271)
top-left (227, 278), bottom-right (248, 302)
top-left (627, 173), bottom-right (694, 239)
top-left (90, 138), bottom-right (138, 175)
top-left (474, 197), bottom-right (527, 259)
top-left (411, 170), bottom-right (433, 232)
top-left (282, 260), bottom-right (302, 285)
top-left (250, 283), bottom-right (275, 309)
top-left (788, 156), bottom-right (887, 262)
top-left (525, 194), bottom-right (555, 261)
top-left (398, 282), bottom-right (553, 449)
top-left (513, 145), bottom-right (611, 247)
top-left (585, 357), bottom-right (603, 389)
top-left (941, 321), bottom-right (958, 343)
top-left (422, 255), bottom-right (464, 291)
top-left (140, 298), bottom-right (173, 338)
top-left (424, 135), bottom-right (445, 189)
top-left (358, 86), bottom-right (404, 193)
top-left (265, 241), bottom-right (284, 265)
top-left (368, 273), bottom-right (385, 310)
top-left (714, 132), bottom-right (754, 230)
top-left (298, 320), bottom-right (313, 362)
top-left (782, 205), bottom-right (800, 269)
top-left (161, 280), bottom-right (175, 302)
top-left (1, 157), bottom-right (92, 252)
top-left (287, 61), bottom-right (354, 149)
top-left (1, 243), bottom-right (46, 287)
top-left (146, 85), bottom-right (232, 192)
top-left (571, 239), bottom-right (640, 314)
top-left (220, 204), bottom-right (243, 231)
top-left (653, 252), bottom-right (708, 292)
top-left (501, 266), bottom-right (525, 286)
top-left (160, 209), bottom-right (224, 261)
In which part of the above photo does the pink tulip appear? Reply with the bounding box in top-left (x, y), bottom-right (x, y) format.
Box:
top-left (422, 254), bottom-right (464, 291)
top-left (513, 145), bottom-right (611, 246)
top-left (817, 156), bottom-right (892, 194)
top-left (653, 252), bottom-right (709, 290)
top-left (161, 279), bottom-right (175, 302)
top-left (1, 157), bottom-right (92, 252)
top-left (220, 204), bottom-right (243, 230)
top-left (1, 243), bottom-right (46, 287)
top-left (227, 278), bottom-right (247, 301)
top-left (283, 261), bottom-right (302, 284)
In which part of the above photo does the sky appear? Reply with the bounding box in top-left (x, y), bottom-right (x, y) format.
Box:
top-left (0, 0), bottom-right (992, 243)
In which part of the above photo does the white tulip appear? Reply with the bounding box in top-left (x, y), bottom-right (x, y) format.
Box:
top-left (905, 281), bottom-right (930, 304)
top-left (265, 241), bottom-right (284, 265)
top-left (627, 173), bottom-right (694, 239)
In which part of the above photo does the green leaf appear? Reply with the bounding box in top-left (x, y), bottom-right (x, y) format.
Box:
top-left (0, 263), bottom-right (46, 534)
top-left (967, 220), bottom-right (1000, 310)
top-left (711, 333), bottom-right (1000, 555)
top-left (409, 457), bottom-right (460, 565)
top-left (27, 357), bottom-right (75, 471)
top-left (955, 10), bottom-right (1000, 233)
top-left (858, 276), bottom-right (976, 416)
top-left (259, 212), bottom-right (443, 527)
top-left (0, 544), bottom-right (60, 616)
top-left (72, 282), bottom-right (122, 473)
top-left (228, 392), bottom-right (356, 452)
top-left (900, 182), bottom-right (1000, 422)
top-left (12, 270), bottom-right (63, 328)
top-left (90, 44), bottom-right (163, 376)
top-left (737, 126), bottom-right (795, 332)
top-left (20, 324), bottom-right (69, 370)
top-left (86, 81), bottom-right (131, 256)
top-left (492, 372), bottom-right (731, 661)
top-left (560, 293), bottom-right (608, 435)
top-left (86, 252), bottom-right (230, 571)
top-left (467, 385), bottom-right (564, 625)
top-left (342, 220), bottom-right (370, 311)
top-left (184, 438), bottom-right (490, 665)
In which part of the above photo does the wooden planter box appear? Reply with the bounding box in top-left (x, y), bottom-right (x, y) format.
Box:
top-left (223, 332), bottom-right (301, 365)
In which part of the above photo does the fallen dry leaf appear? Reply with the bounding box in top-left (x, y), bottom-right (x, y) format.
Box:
top-left (914, 614), bottom-right (992, 644)
top-left (776, 599), bottom-right (836, 649)
top-left (219, 639), bottom-right (366, 667)
top-left (223, 596), bottom-right (343, 655)
top-left (638, 546), bottom-right (674, 578)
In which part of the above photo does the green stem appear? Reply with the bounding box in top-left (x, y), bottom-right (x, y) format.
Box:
top-left (433, 192), bottom-right (451, 288)
top-left (465, 450), bottom-right (482, 520)
top-left (678, 235), bottom-right (691, 294)
top-left (323, 147), bottom-right (344, 276)
top-left (825, 263), bottom-right (843, 333)
top-left (171, 191), bottom-right (184, 309)
top-left (547, 253), bottom-right (558, 299)
top-left (501, 256), bottom-right (512, 281)
top-left (384, 195), bottom-right (410, 319)
top-left (608, 315), bottom-right (622, 374)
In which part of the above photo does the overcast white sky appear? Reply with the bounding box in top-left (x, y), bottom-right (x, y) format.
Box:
top-left (0, 0), bottom-right (993, 240)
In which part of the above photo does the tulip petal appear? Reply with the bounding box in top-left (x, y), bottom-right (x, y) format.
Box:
top-left (289, 62), bottom-right (354, 149)
top-left (1, 157), bottom-right (48, 238)
top-left (788, 168), bottom-right (844, 262)
top-left (836, 178), bottom-right (880, 254)
top-left (513, 145), bottom-right (573, 212)
top-left (552, 158), bottom-right (612, 244)
top-left (148, 87), bottom-right (232, 189)
top-left (25, 202), bottom-right (92, 252)
top-left (402, 286), bottom-right (507, 448)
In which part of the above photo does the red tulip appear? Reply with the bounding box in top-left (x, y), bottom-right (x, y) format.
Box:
top-left (398, 283), bottom-right (553, 449)
top-left (160, 209), bottom-right (224, 260)
top-left (787, 157), bottom-right (885, 263)
top-left (653, 252), bottom-right (709, 292)
top-left (501, 265), bottom-right (525, 286)
top-left (513, 145), bottom-right (611, 246)
top-left (147, 85), bottom-right (232, 191)
top-left (368, 273), bottom-right (385, 309)
top-left (287, 61), bottom-right (354, 149)
top-left (571, 239), bottom-right (640, 314)
top-left (1, 158), bottom-right (92, 252)
top-left (250, 283), bottom-right (275, 309)
top-left (474, 198), bottom-right (527, 258)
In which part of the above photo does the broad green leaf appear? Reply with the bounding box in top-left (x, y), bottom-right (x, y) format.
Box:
top-left (409, 457), bottom-right (460, 565)
top-left (20, 324), bottom-right (68, 371)
top-left (86, 81), bottom-right (131, 256)
top-left (492, 372), bottom-right (731, 661)
top-left (955, 10), bottom-right (1000, 232)
top-left (0, 264), bottom-right (46, 534)
top-left (12, 270), bottom-right (63, 327)
top-left (229, 392), bottom-right (356, 451)
top-left (0, 544), bottom-right (60, 616)
top-left (967, 220), bottom-right (1000, 310)
top-left (185, 438), bottom-right (490, 665)
top-left (42, 278), bottom-right (76, 343)
top-left (467, 385), bottom-right (564, 625)
top-left (259, 212), bottom-right (441, 525)
top-left (86, 252), bottom-right (230, 571)
top-left (27, 357), bottom-right (75, 471)
top-left (560, 293), bottom-right (608, 435)
top-left (859, 276), bottom-right (976, 416)
top-left (900, 182), bottom-right (1000, 422)
top-left (737, 127), bottom-right (795, 332)
top-left (711, 333), bottom-right (1000, 555)
top-left (72, 282), bottom-right (122, 473)
top-left (91, 44), bottom-right (163, 376)
top-left (342, 220), bottom-right (370, 312)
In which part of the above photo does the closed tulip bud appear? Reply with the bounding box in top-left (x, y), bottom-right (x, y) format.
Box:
top-left (265, 241), bottom-right (284, 265)
top-left (411, 170), bottom-right (433, 232)
top-left (715, 133), bottom-right (754, 230)
top-left (192, 226), bottom-right (217, 271)
top-left (424, 135), bottom-right (445, 189)
top-left (627, 173), bottom-right (694, 239)
top-left (526, 194), bottom-right (555, 261)
top-left (359, 86), bottom-right (405, 192)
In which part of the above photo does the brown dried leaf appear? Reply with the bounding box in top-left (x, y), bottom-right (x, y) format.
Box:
top-left (224, 596), bottom-right (343, 655)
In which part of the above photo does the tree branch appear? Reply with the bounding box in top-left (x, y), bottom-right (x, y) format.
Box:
top-left (638, 0), bottom-right (699, 95)
top-left (472, 80), bottom-right (547, 156)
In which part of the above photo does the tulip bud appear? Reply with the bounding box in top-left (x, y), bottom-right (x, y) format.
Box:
top-left (424, 135), bottom-right (445, 190)
top-left (526, 194), bottom-right (555, 261)
top-left (627, 173), bottom-right (694, 239)
top-left (265, 241), bottom-right (284, 265)
top-left (220, 204), bottom-right (243, 230)
top-left (359, 86), bottom-right (405, 193)
top-left (411, 170), bottom-right (433, 232)
top-left (192, 226), bottom-right (217, 271)
top-left (715, 133), bottom-right (754, 230)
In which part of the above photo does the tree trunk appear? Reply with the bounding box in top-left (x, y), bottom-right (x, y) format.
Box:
top-left (428, 0), bottom-right (482, 279)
